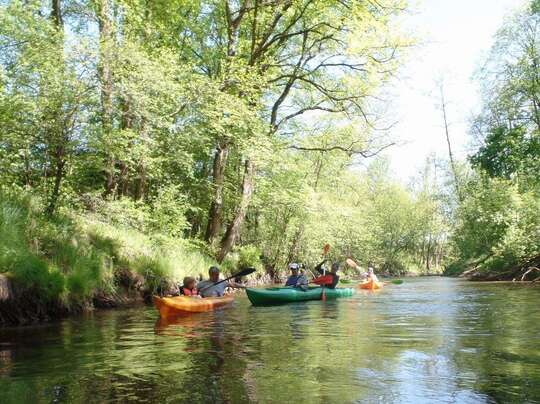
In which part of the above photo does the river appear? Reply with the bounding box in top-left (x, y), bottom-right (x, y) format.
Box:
top-left (1, 277), bottom-right (539, 403)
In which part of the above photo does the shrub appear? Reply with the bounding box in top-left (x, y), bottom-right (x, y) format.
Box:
top-left (237, 245), bottom-right (263, 271)
top-left (0, 190), bottom-right (216, 310)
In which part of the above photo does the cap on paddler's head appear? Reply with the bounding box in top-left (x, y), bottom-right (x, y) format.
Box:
top-left (289, 263), bottom-right (300, 271)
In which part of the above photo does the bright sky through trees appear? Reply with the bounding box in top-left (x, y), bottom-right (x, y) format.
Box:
top-left (384, 0), bottom-right (523, 181)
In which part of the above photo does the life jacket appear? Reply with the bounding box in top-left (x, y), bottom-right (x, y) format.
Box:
top-left (313, 274), bottom-right (339, 289)
top-left (181, 287), bottom-right (198, 296)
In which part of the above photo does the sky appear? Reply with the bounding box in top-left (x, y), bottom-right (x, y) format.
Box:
top-left (382, 0), bottom-right (524, 182)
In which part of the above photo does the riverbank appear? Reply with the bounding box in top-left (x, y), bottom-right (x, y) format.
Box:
top-left (0, 190), bottom-right (455, 327)
top-left (0, 192), bottom-right (270, 326)
top-left (446, 255), bottom-right (540, 283)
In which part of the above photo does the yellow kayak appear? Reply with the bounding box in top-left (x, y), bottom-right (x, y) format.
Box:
top-left (358, 279), bottom-right (383, 290)
top-left (153, 295), bottom-right (234, 317)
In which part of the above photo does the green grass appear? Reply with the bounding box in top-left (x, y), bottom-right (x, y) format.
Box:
top-left (0, 191), bottom-right (217, 310)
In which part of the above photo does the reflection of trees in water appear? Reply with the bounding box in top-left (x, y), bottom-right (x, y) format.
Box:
top-left (3, 281), bottom-right (540, 403)
top-left (154, 309), bottom-right (251, 403)
top-left (450, 285), bottom-right (540, 403)
top-left (0, 348), bottom-right (13, 376)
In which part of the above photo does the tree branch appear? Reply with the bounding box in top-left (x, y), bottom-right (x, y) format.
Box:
top-left (288, 141), bottom-right (396, 158)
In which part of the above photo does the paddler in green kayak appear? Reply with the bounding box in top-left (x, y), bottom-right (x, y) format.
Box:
top-left (285, 263), bottom-right (308, 291)
top-left (314, 261), bottom-right (340, 288)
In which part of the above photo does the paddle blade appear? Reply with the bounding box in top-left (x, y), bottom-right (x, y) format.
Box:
top-left (236, 267), bottom-right (256, 278)
top-left (312, 275), bottom-right (333, 286)
top-left (322, 286), bottom-right (326, 302)
top-left (323, 244), bottom-right (330, 256)
top-left (391, 279), bottom-right (403, 285)
top-left (346, 258), bottom-right (358, 268)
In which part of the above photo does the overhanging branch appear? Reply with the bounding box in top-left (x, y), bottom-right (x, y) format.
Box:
top-left (288, 141), bottom-right (395, 157)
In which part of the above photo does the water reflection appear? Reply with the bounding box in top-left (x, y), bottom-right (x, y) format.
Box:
top-left (0, 278), bottom-right (539, 403)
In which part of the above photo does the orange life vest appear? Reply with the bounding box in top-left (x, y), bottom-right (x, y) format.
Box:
top-left (181, 287), bottom-right (198, 296)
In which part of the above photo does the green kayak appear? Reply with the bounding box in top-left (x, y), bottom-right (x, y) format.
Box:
top-left (246, 286), bottom-right (354, 306)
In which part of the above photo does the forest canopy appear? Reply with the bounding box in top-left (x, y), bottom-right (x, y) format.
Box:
top-left (0, 0), bottom-right (538, 310)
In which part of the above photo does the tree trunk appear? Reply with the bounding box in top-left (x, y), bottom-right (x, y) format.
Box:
top-left (45, 0), bottom-right (65, 216)
top-left (117, 161), bottom-right (128, 197)
top-left (217, 159), bottom-right (254, 262)
top-left (286, 226), bottom-right (303, 265)
top-left (425, 235), bottom-right (432, 271)
top-left (50, 0), bottom-right (63, 26)
top-left (46, 145), bottom-right (65, 215)
top-left (134, 120), bottom-right (148, 201)
top-left (135, 162), bottom-right (146, 201)
top-left (104, 159), bottom-right (116, 197)
top-left (97, 0), bottom-right (115, 198)
top-left (439, 82), bottom-right (462, 202)
top-left (205, 143), bottom-right (230, 242)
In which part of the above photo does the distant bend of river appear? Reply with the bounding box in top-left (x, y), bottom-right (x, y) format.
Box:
top-left (1, 277), bottom-right (539, 403)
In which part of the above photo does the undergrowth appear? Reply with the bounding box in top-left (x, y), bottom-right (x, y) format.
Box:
top-left (0, 190), bottom-right (217, 309)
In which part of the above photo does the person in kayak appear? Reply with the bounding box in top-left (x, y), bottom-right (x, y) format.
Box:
top-left (314, 260), bottom-right (340, 289)
top-left (197, 266), bottom-right (246, 298)
top-left (180, 276), bottom-right (199, 296)
top-left (362, 262), bottom-right (379, 282)
top-left (285, 263), bottom-right (308, 290)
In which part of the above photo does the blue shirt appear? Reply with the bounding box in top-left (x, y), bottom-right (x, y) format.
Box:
top-left (285, 275), bottom-right (307, 287)
top-left (197, 280), bottom-right (229, 298)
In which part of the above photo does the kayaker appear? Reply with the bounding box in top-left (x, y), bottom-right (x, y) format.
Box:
top-left (180, 276), bottom-right (199, 296)
top-left (285, 263), bottom-right (308, 290)
top-left (363, 262), bottom-right (379, 282)
top-left (314, 260), bottom-right (340, 289)
top-left (197, 266), bottom-right (246, 298)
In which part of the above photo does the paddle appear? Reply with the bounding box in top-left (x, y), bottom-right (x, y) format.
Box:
top-left (345, 258), bottom-right (359, 270)
top-left (198, 267), bottom-right (256, 294)
top-left (284, 277), bottom-right (332, 289)
top-left (311, 274), bottom-right (333, 286)
top-left (321, 244), bottom-right (330, 301)
top-left (345, 258), bottom-right (403, 285)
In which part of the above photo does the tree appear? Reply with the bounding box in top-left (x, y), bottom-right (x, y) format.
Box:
top-left (471, 2), bottom-right (540, 188)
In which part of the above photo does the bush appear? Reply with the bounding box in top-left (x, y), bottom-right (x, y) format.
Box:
top-left (449, 176), bottom-right (540, 275)
top-left (237, 245), bottom-right (263, 271)
top-left (0, 190), bottom-right (216, 310)
top-left (380, 259), bottom-right (407, 276)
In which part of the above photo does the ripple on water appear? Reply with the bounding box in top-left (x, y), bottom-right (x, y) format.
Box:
top-left (1, 277), bottom-right (539, 403)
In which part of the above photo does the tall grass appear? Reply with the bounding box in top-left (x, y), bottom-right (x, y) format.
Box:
top-left (0, 191), bottom-right (216, 309)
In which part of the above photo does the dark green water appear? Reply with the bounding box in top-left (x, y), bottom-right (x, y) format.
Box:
top-left (1, 277), bottom-right (539, 403)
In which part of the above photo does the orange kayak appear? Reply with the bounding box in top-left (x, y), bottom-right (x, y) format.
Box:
top-left (358, 279), bottom-right (383, 290)
top-left (153, 295), bottom-right (234, 317)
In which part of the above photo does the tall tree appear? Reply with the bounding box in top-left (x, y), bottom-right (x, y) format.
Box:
top-left (45, 0), bottom-right (66, 215)
top-left (471, 2), bottom-right (540, 187)
top-left (96, 0), bottom-right (116, 197)
top-left (437, 81), bottom-right (462, 201)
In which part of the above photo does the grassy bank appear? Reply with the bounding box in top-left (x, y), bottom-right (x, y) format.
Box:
top-left (0, 191), bottom-right (222, 324)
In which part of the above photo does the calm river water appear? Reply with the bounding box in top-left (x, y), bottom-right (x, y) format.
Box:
top-left (1, 277), bottom-right (539, 403)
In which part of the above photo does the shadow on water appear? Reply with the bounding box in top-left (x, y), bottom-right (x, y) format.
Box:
top-left (0, 278), bottom-right (539, 403)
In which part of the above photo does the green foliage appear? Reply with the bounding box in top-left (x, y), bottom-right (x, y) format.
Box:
top-left (1, 0), bottom-right (460, 309)
top-left (247, 154), bottom-right (449, 276)
top-left (237, 245), bottom-right (263, 271)
top-left (0, 190), bottom-right (215, 307)
top-left (449, 174), bottom-right (540, 276)
top-left (470, 126), bottom-right (540, 186)
top-left (447, 3), bottom-right (540, 277)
